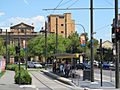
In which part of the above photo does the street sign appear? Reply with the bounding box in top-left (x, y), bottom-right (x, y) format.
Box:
top-left (80, 35), bottom-right (86, 47)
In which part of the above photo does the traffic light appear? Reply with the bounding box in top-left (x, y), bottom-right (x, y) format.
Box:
top-left (97, 48), bottom-right (108, 55)
top-left (97, 48), bottom-right (101, 54)
top-left (112, 27), bottom-right (115, 43)
top-left (102, 48), bottom-right (108, 55)
top-left (112, 27), bottom-right (120, 43)
top-left (116, 28), bottom-right (120, 41)
top-left (15, 46), bottom-right (20, 54)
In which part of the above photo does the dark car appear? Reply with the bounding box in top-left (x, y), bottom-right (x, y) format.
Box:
top-left (76, 63), bottom-right (91, 70)
top-left (102, 62), bottom-right (110, 70)
top-left (76, 63), bottom-right (84, 70)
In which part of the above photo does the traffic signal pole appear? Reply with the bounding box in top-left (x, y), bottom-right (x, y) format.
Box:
top-left (90, 0), bottom-right (94, 82)
top-left (100, 39), bottom-right (103, 87)
top-left (45, 21), bottom-right (48, 69)
top-left (115, 0), bottom-right (119, 88)
top-left (18, 37), bottom-right (21, 85)
top-left (56, 17), bottom-right (58, 54)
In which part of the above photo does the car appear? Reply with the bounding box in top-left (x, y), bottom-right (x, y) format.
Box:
top-left (76, 63), bottom-right (84, 70)
top-left (76, 63), bottom-right (91, 70)
top-left (27, 61), bottom-right (42, 68)
top-left (102, 62), bottom-right (110, 69)
top-left (33, 62), bottom-right (42, 68)
top-left (27, 61), bottom-right (35, 68)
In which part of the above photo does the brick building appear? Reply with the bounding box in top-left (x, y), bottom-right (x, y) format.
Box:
top-left (47, 13), bottom-right (75, 37)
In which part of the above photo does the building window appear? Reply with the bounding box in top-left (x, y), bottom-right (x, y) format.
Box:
top-left (61, 24), bottom-right (64, 26)
top-left (61, 31), bottom-right (64, 33)
top-left (21, 29), bottom-right (24, 33)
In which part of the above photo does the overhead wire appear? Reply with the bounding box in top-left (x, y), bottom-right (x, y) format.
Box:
top-left (95, 24), bottom-right (111, 31)
top-left (104, 0), bottom-right (113, 6)
top-left (53, 0), bottom-right (64, 13)
top-left (59, 0), bottom-right (73, 7)
top-left (67, 0), bottom-right (80, 8)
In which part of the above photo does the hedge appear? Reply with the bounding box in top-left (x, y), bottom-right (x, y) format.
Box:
top-left (14, 68), bottom-right (32, 85)
top-left (6, 64), bottom-right (32, 84)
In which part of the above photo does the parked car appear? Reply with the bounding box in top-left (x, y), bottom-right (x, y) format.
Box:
top-left (76, 63), bottom-right (91, 70)
top-left (27, 61), bottom-right (42, 68)
top-left (102, 62), bottom-right (110, 70)
top-left (33, 62), bottom-right (42, 68)
top-left (76, 63), bottom-right (84, 70)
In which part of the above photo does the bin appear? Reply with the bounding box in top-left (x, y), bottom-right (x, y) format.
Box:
top-left (83, 69), bottom-right (91, 81)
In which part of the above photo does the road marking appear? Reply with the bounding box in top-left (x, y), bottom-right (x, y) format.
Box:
top-left (20, 85), bottom-right (39, 90)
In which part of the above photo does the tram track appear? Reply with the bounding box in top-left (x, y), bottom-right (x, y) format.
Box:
top-left (30, 71), bottom-right (77, 90)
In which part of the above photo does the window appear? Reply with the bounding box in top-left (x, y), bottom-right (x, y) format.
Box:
top-left (61, 31), bottom-right (64, 33)
top-left (61, 24), bottom-right (64, 26)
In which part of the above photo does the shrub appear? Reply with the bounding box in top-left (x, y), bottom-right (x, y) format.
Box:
top-left (14, 67), bottom-right (32, 85)
top-left (6, 64), bottom-right (18, 71)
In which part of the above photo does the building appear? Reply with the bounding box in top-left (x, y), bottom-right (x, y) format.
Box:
top-left (0, 22), bottom-right (40, 48)
top-left (102, 40), bottom-right (113, 49)
top-left (0, 22), bottom-right (41, 63)
top-left (47, 13), bottom-right (75, 37)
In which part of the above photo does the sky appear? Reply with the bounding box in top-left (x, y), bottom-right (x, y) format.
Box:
top-left (0, 0), bottom-right (120, 42)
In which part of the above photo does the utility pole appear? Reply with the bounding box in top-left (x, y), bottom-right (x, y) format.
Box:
top-left (5, 29), bottom-right (8, 66)
top-left (18, 37), bottom-right (21, 85)
top-left (115, 0), bottom-right (119, 88)
top-left (45, 21), bottom-right (48, 69)
top-left (100, 39), bottom-right (103, 87)
top-left (90, 0), bottom-right (94, 82)
top-left (25, 29), bottom-right (27, 70)
top-left (65, 18), bottom-right (67, 38)
top-left (56, 17), bottom-right (58, 54)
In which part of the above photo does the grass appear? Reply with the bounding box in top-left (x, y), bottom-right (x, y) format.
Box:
top-left (0, 71), bottom-right (5, 78)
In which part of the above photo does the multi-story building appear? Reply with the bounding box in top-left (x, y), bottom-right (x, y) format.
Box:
top-left (47, 13), bottom-right (75, 37)
top-left (102, 40), bottom-right (113, 49)
top-left (0, 22), bottom-right (41, 63)
top-left (0, 22), bottom-right (40, 48)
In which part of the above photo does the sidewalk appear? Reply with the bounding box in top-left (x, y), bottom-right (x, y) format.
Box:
top-left (42, 69), bottom-right (119, 90)
top-left (0, 70), bottom-right (35, 90)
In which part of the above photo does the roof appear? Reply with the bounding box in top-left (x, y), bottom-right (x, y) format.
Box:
top-left (10, 22), bottom-right (34, 29)
top-left (102, 40), bottom-right (112, 44)
top-left (51, 53), bottom-right (83, 58)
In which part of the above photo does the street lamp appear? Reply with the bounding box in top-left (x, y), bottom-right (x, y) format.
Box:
top-left (40, 21), bottom-right (48, 69)
top-left (75, 23), bottom-right (87, 63)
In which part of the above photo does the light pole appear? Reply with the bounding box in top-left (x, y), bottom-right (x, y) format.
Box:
top-left (5, 29), bottom-right (8, 66)
top-left (76, 23), bottom-right (86, 63)
top-left (40, 21), bottom-right (48, 69)
top-left (114, 0), bottom-right (119, 88)
top-left (90, 0), bottom-right (94, 82)
top-left (56, 16), bottom-right (58, 54)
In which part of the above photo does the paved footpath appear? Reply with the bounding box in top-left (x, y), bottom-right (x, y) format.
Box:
top-left (0, 70), bottom-right (35, 90)
top-left (70, 70), bottom-right (120, 90)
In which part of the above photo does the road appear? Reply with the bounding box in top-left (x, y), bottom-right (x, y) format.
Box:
top-left (29, 70), bottom-right (81, 90)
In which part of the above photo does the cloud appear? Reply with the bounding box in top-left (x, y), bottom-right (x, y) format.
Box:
top-left (0, 12), bottom-right (5, 17)
top-left (0, 16), bottom-right (45, 32)
top-left (23, 0), bottom-right (29, 5)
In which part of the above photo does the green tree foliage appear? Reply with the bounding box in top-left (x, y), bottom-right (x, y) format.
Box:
top-left (8, 44), bottom-right (16, 56)
top-left (27, 34), bottom-right (71, 57)
top-left (0, 38), bottom-right (5, 55)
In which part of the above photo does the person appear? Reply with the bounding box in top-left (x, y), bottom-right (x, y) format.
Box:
top-left (53, 61), bottom-right (56, 73)
top-left (65, 63), bottom-right (71, 78)
top-left (60, 63), bottom-right (64, 75)
top-left (71, 66), bottom-right (76, 78)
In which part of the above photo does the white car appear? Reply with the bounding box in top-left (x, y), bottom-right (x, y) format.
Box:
top-left (27, 61), bottom-right (42, 68)
top-left (33, 62), bottom-right (42, 68)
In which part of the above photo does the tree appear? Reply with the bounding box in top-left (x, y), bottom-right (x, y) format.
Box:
top-left (27, 34), bottom-right (71, 58)
top-left (0, 38), bottom-right (5, 56)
